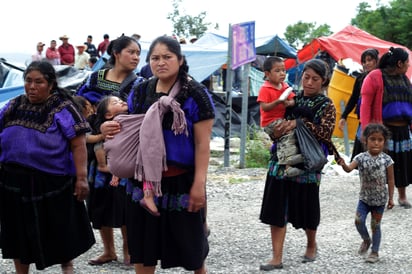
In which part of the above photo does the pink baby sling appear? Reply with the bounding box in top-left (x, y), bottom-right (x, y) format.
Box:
top-left (104, 81), bottom-right (188, 195)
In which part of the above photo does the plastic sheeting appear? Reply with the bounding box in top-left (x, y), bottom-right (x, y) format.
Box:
top-left (55, 65), bottom-right (92, 92)
top-left (0, 64), bottom-right (92, 107)
top-left (93, 33), bottom-right (296, 83)
top-left (0, 63), bottom-right (261, 137)
top-left (210, 91), bottom-right (260, 138)
top-left (0, 61), bottom-right (24, 88)
top-left (0, 85), bottom-right (24, 108)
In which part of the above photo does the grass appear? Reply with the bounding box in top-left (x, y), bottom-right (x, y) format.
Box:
top-left (229, 177), bottom-right (252, 184)
top-left (244, 127), bottom-right (271, 168)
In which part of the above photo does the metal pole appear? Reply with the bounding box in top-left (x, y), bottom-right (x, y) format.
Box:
top-left (340, 100), bottom-right (350, 156)
top-left (224, 25), bottom-right (233, 167)
top-left (239, 64), bottom-right (250, 168)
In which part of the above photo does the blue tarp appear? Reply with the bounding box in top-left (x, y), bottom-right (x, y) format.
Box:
top-left (0, 85), bottom-right (23, 108)
top-left (93, 33), bottom-right (296, 83)
top-left (255, 35), bottom-right (297, 58)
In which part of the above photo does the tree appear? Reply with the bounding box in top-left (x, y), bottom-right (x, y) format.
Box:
top-left (284, 21), bottom-right (332, 49)
top-left (351, 0), bottom-right (412, 49)
top-left (167, 0), bottom-right (218, 40)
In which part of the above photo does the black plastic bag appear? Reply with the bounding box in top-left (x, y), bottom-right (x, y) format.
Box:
top-left (295, 119), bottom-right (328, 171)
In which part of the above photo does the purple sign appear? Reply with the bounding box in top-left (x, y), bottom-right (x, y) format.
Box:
top-left (231, 21), bottom-right (256, 69)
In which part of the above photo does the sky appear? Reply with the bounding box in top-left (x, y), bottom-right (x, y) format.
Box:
top-left (1, 0), bottom-right (387, 59)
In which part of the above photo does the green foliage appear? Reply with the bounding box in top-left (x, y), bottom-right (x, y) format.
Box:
top-left (228, 177), bottom-right (250, 184)
top-left (167, 0), bottom-right (218, 39)
top-left (351, 0), bottom-right (412, 49)
top-left (244, 128), bottom-right (271, 168)
top-left (284, 21), bottom-right (332, 49)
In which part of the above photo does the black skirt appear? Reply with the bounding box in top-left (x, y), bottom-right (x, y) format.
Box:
top-left (0, 164), bottom-right (95, 270)
top-left (351, 125), bottom-right (364, 161)
top-left (260, 174), bottom-right (320, 230)
top-left (385, 124), bottom-right (412, 188)
top-left (88, 170), bottom-right (127, 229)
top-left (126, 171), bottom-right (209, 271)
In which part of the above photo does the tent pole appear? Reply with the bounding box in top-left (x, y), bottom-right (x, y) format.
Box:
top-left (224, 25), bottom-right (234, 167)
top-left (239, 64), bottom-right (250, 168)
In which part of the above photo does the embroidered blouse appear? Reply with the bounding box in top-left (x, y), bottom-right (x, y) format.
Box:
top-left (0, 93), bottom-right (90, 175)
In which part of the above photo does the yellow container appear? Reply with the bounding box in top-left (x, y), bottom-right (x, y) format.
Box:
top-left (327, 68), bottom-right (358, 140)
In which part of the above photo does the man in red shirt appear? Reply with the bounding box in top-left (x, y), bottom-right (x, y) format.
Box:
top-left (58, 35), bottom-right (75, 66)
top-left (97, 34), bottom-right (110, 57)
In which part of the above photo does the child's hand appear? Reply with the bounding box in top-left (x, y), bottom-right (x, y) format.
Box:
top-left (284, 99), bottom-right (295, 108)
top-left (387, 199), bottom-right (394, 209)
top-left (336, 158), bottom-right (345, 166)
top-left (110, 176), bottom-right (120, 187)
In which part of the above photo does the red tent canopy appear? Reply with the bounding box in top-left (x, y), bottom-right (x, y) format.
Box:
top-left (285, 25), bottom-right (412, 78)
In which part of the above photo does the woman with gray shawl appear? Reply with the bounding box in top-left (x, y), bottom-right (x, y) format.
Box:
top-left (76, 35), bottom-right (144, 267)
top-left (101, 36), bottom-right (215, 273)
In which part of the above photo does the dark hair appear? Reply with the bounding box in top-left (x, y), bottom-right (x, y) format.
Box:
top-left (93, 96), bottom-right (113, 133)
top-left (73, 95), bottom-right (88, 110)
top-left (24, 61), bottom-right (57, 89)
top-left (262, 56), bottom-right (284, 80)
top-left (361, 48), bottom-right (379, 63)
top-left (362, 123), bottom-right (391, 144)
top-left (148, 36), bottom-right (189, 88)
top-left (89, 56), bottom-right (98, 65)
top-left (72, 95), bottom-right (91, 116)
top-left (104, 34), bottom-right (109, 39)
top-left (24, 61), bottom-right (76, 101)
top-left (106, 35), bottom-right (141, 66)
top-left (303, 59), bottom-right (330, 87)
top-left (88, 35), bottom-right (93, 39)
top-left (378, 47), bottom-right (409, 70)
top-left (262, 56), bottom-right (284, 72)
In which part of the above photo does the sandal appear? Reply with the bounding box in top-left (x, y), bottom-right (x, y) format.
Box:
top-left (88, 256), bottom-right (117, 265)
top-left (302, 246), bottom-right (317, 263)
top-left (398, 199), bottom-right (412, 209)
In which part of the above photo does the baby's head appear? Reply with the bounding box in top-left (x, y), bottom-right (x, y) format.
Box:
top-left (73, 95), bottom-right (94, 118)
top-left (96, 95), bottom-right (128, 120)
top-left (93, 96), bottom-right (128, 132)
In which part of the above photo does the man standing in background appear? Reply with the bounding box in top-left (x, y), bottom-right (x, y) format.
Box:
top-left (97, 34), bottom-right (110, 57)
top-left (32, 42), bottom-right (45, 61)
top-left (75, 45), bottom-right (90, 69)
top-left (84, 35), bottom-right (98, 58)
top-left (45, 40), bottom-right (61, 65)
top-left (58, 35), bottom-right (75, 66)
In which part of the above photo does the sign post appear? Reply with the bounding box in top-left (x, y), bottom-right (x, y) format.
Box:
top-left (224, 21), bottom-right (256, 167)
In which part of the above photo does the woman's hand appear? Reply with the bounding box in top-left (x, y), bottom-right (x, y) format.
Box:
top-left (100, 120), bottom-right (121, 139)
top-left (188, 183), bottom-right (206, 213)
top-left (338, 118), bottom-right (346, 131)
top-left (271, 119), bottom-right (296, 139)
top-left (74, 177), bottom-right (89, 202)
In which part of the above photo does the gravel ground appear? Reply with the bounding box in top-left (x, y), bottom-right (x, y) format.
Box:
top-left (1, 154), bottom-right (412, 273)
